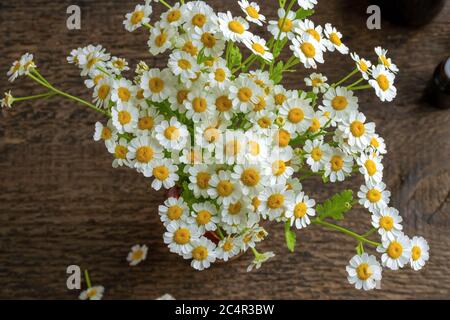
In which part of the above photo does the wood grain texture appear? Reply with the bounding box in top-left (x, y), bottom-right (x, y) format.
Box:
top-left (0, 0), bottom-right (449, 299)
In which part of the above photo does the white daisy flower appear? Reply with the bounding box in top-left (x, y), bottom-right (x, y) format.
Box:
top-left (377, 233), bottom-right (411, 270)
top-left (268, 8), bottom-right (298, 40)
top-left (77, 45), bottom-right (110, 77)
top-left (241, 226), bottom-right (267, 250)
top-left (358, 181), bottom-right (391, 213)
top-left (367, 133), bottom-right (387, 155)
top-left (159, 197), bottom-right (190, 227)
top-left (107, 57), bottom-right (129, 75)
top-left (84, 70), bottom-right (106, 89)
top-left (160, 3), bottom-right (184, 29)
top-left (148, 23), bottom-right (177, 56)
top-left (208, 59), bottom-right (231, 90)
top-left (304, 139), bottom-right (329, 172)
top-left (358, 152), bottom-right (383, 184)
top-left (187, 164), bottom-right (213, 198)
top-left (369, 65), bottom-right (397, 102)
top-left (298, 0), bottom-right (318, 10)
top-left (123, 2), bottom-right (152, 32)
top-left (111, 78), bottom-right (137, 107)
top-left (107, 137), bottom-right (130, 168)
top-left (150, 159), bottom-right (179, 191)
top-left (250, 109), bottom-right (277, 133)
top-left (374, 46), bottom-right (399, 73)
top-left (7, 60), bottom-right (22, 82)
top-left (79, 286), bottom-right (104, 300)
top-left (339, 111), bottom-right (376, 150)
top-left (168, 84), bottom-right (190, 112)
top-left (185, 237), bottom-right (217, 271)
top-left (410, 236), bottom-right (430, 271)
top-left (19, 53), bottom-right (36, 74)
top-left (194, 118), bottom-right (227, 152)
top-left (238, 0), bottom-right (265, 26)
top-left (290, 33), bottom-right (324, 69)
top-left (267, 148), bottom-right (295, 185)
top-left (244, 35), bottom-right (273, 62)
top-left (176, 34), bottom-right (200, 57)
top-left (259, 184), bottom-right (294, 221)
top-left (164, 220), bottom-right (201, 255)
top-left (168, 50), bottom-right (200, 81)
top-left (232, 162), bottom-right (267, 196)
top-left (220, 198), bottom-right (251, 226)
top-left (92, 77), bottom-right (113, 108)
top-left (191, 26), bottom-right (226, 57)
top-left (215, 11), bottom-right (251, 43)
top-left (296, 19), bottom-right (327, 51)
top-left (140, 68), bottom-right (175, 102)
top-left (322, 86), bottom-right (359, 122)
top-left (229, 74), bottom-right (263, 113)
top-left (243, 131), bottom-right (270, 163)
top-left (155, 117), bottom-right (189, 151)
top-left (286, 192), bottom-right (316, 229)
top-left (286, 177), bottom-right (303, 193)
top-left (346, 253), bottom-right (382, 291)
top-left (324, 23), bottom-right (349, 54)
top-left (182, 1), bottom-right (216, 31)
top-left (249, 94), bottom-right (275, 115)
top-left (191, 201), bottom-right (219, 232)
top-left (272, 85), bottom-right (291, 108)
top-left (304, 73), bottom-right (329, 94)
top-left (324, 147), bottom-right (354, 182)
top-left (207, 170), bottom-right (241, 206)
top-left (93, 120), bottom-right (117, 149)
top-left (247, 251), bottom-right (275, 272)
top-left (351, 52), bottom-right (372, 80)
top-left (127, 244), bottom-right (148, 266)
top-left (127, 135), bottom-right (163, 177)
top-left (1, 91), bottom-right (14, 108)
top-left (111, 104), bottom-right (139, 134)
top-left (211, 88), bottom-right (234, 120)
top-left (308, 110), bottom-right (328, 134)
top-left (216, 236), bottom-right (242, 261)
top-left (279, 96), bottom-right (314, 134)
top-left (371, 207), bottom-right (403, 241)
top-left (136, 106), bottom-right (163, 136)
top-left (184, 88), bottom-right (215, 123)
top-left (273, 128), bottom-right (292, 149)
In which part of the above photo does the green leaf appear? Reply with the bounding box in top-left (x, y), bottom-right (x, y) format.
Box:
top-left (284, 221), bottom-right (296, 252)
top-left (270, 61), bottom-right (284, 84)
top-left (229, 45), bottom-right (242, 70)
top-left (316, 190), bottom-right (354, 221)
top-left (273, 37), bottom-right (288, 58)
top-left (296, 9), bottom-right (315, 20)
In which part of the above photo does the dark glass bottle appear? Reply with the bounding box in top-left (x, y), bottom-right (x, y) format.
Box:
top-left (427, 57), bottom-right (450, 109)
top-left (374, 0), bottom-right (445, 27)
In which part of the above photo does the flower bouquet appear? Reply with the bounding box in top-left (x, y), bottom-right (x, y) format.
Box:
top-left (3, 0), bottom-right (429, 291)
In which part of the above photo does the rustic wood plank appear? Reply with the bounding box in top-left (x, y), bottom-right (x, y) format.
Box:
top-left (0, 0), bottom-right (449, 299)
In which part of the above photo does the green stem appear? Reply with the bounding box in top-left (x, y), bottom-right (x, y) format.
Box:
top-left (143, 22), bottom-right (153, 29)
top-left (13, 92), bottom-right (56, 102)
top-left (84, 270), bottom-right (92, 288)
top-left (250, 246), bottom-right (260, 257)
top-left (313, 219), bottom-right (381, 247)
top-left (216, 227), bottom-right (225, 240)
top-left (350, 84), bottom-right (372, 91)
top-left (347, 77), bottom-right (365, 89)
top-left (159, 0), bottom-right (172, 9)
top-left (333, 68), bottom-right (358, 87)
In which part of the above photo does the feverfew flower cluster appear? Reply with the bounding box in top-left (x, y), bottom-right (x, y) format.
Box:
top-left (4, 0), bottom-right (429, 291)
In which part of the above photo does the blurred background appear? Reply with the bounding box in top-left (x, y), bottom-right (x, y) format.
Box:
top-left (0, 0), bottom-right (449, 299)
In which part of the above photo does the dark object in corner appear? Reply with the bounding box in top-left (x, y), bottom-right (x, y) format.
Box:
top-left (374, 0), bottom-right (445, 27)
top-left (426, 57), bottom-right (450, 109)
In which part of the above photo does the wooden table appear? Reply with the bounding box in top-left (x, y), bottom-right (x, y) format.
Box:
top-left (0, 0), bottom-right (449, 299)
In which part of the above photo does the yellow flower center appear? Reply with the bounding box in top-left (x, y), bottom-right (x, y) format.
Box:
top-left (331, 96), bottom-right (348, 110)
top-left (118, 110), bottom-right (131, 125)
top-left (252, 197), bottom-right (261, 211)
top-left (356, 263), bottom-right (373, 280)
top-left (196, 210), bottom-right (212, 225)
top-left (217, 180), bottom-right (234, 197)
top-left (257, 117), bottom-right (272, 128)
top-left (138, 116), bottom-right (154, 130)
top-left (148, 77), bottom-right (164, 93)
top-left (307, 28), bottom-right (321, 41)
top-left (204, 127), bottom-right (220, 143)
top-left (118, 87), bottom-right (131, 102)
top-left (274, 93), bottom-right (287, 106)
top-left (277, 129), bottom-right (291, 147)
top-left (214, 96), bottom-right (231, 113)
top-left (330, 32), bottom-right (342, 46)
top-left (192, 14), bottom-right (206, 28)
top-left (131, 10), bottom-right (145, 25)
top-left (364, 159), bottom-right (377, 176)
top-left (192, 97), bottom-right (207, 113)
top-left (101, 127), bottom-right (112, 140)
top-left (93, 74), bottom-right (104, 85)
top-left (177, 89), bottom-right (189, 104)
top-left (268, 194), bottom-right (285, 209)
top-left (252, 43), bottom-right (266, 55)
top-left (223, 241), bottom-right (233, 252)
top-left (350, 120), bottom-right (365, 137)
top-left (131, 250), bottom-right (144, 261)
top-left (309, 117), bottom-right (321, 133)
top-left (174, 228), bottom-right (190, 245)
top-left (411, 246), bottom-right (422, 261)
top-left (167, 9), bottom-right (181, 23)
top-left (300, 42), bottom-right (316, 58)
top-left (248, 141), bottom-right (260, 156)
top-left (155, 33), bottom-right (167, 47)
top-left (294, 202), bottom-right (308, 218)
top-left (178, 59), bottom-right (191, 70)
top-left (366, 189), bottom-right (382, 203)
top-left (246, 6), bottom-right (259, 19)
top-left (288, 108), bottom-right (304, 123)
top-left (226, 139), bottom-right (241, 156)
top-left (214, 68), bottom-right (226, 82)
top-left (370, 137), bottom-right (380, 148)
top-left (272, 160), bottom-right (287, 176)
top-left (238, 87), bottom-right (253, 102)
top-left (387, 241), bottom-right (403, 259)
top-left (201, 32), bottom-right (216, 48)
top-left (196, 172), bottom-right (211, 189)
top-left (136, 146), bottom-right (154, 163)
top-left (241, 168), bottom-right (260, 187)
top-left (153, 165), bottom-right (169, 180)
top-left (182, 41), bottom-right (198, 56)
top-left (136, 89), bottom-right (145, 100)
top-left (379, 216), bottom-right (394, 231)
top-left (87, 288), bottom-right (98, 298)
top-left (253, 97), bottom-right (267, 112)
top-left (114, 145), bottom-right (127, 159)
top-left (192, 246), bottom-right (208, 261)
top-left (164, 126), bottom-right (180, 141)
top-left (376, 74), bottom-right (390, 91)
top-left (311, 78), bottom-right (322, 87)
top-left (311, 147), bottom-right (323, 161)
top-left (380, 55), bottom-right (391, 68)
top-left (167, 205), bottom-right (183, 220)
top-left (358, 60), bottom-right (369, 72)
top-left (278, 18), bottom-right (293, 32)
top-left (330, 155), bottom-right (344, 171)
top-left (228, 20), bottom-right (245, 34)
top-left (113, 59), bottom-right (125, 69)
top-left (228, 201), bottom-right (242, 215)
top-left (98, 84), bottom-right (110, 100)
